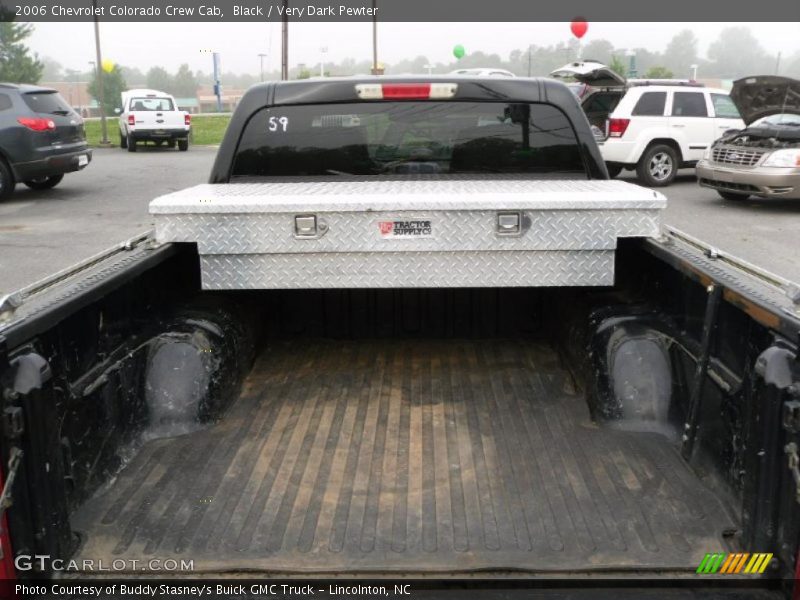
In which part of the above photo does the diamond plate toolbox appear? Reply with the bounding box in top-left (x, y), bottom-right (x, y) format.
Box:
top-left (150, 179), bottom-right (665, 289)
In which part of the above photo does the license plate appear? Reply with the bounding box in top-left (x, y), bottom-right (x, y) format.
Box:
top-left (77, 154), bottom-right (88, 167)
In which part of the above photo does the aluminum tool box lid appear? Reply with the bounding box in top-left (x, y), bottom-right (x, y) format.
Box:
top-left (150, 179), bottom-right (665, 214)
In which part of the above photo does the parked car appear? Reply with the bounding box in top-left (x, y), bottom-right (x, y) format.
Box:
top-left (696, 76), bottom-right (800, 201)
top-left (551, 61), bottom-right (745, 186)
top-left (117, 88), bottom-right (190, 152)
top-left (0, 83), bottom-right (91, 200)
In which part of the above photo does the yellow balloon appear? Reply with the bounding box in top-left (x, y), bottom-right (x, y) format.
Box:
top-left (101, 59), bottom-right (115, 73)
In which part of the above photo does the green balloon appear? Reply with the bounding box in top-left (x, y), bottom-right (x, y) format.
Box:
top-left (453, 44), bottom-right (465, 59)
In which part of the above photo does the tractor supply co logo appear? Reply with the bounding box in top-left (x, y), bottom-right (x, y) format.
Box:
top-left (696, 552), bottom-right (773, 575)
top-left (378, 220), bottom-right (433, 238)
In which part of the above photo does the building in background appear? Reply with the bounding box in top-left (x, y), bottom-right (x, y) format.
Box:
top-left (197, 85), bottom-right (246, 112)
top-left (41, 81), bottom-right (99, 117)
top-left (42, 82), bottom-right (205, 116)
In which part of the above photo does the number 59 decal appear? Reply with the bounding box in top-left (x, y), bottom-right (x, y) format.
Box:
top-left (268, 116), bottom-right (289, 132)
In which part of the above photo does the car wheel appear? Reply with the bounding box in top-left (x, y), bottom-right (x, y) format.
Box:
top-left (0, 160), bottom-right (15, 200)
top-left (637, 144), bottom-right (678, 187)
top-left (24, 174), bottom-right (64, 190)
top-left (717, 190), bottom-right (750, 201)
top-left (120, 133), bottom-right (127, 149)
top-left (127, 139), bottom-right (137, 152)
top-left (178, 139), bottom-right (189, 151)
top-left (606, 164), bottom-right (623, 179)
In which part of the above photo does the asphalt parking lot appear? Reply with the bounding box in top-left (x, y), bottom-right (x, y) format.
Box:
top-left (0, 146), bottom-right (798, 294)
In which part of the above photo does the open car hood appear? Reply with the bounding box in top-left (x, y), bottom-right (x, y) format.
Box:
top-left (550, 61), bottom-right (626, 88)
top-left (730, 76), bottom-right (800, 125)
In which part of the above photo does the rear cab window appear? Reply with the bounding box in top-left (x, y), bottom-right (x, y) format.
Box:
top-left (710, 94), bottom-right (741, 118)
top-left (232, 102), bottom-right (587, 178)
top-left (671, 92), bottom-right (708, 117)
top-left (632, 92), bottom-right (666, 116)
top-left (22, 91), bottom-right (72, 115)
top-left (129, 97), bottom-right (174, 111)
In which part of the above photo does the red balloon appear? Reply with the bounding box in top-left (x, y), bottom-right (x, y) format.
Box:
top-left (570, 19), bottom-right (588, 39)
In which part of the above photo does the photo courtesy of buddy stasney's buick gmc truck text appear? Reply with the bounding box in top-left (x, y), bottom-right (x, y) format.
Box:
top-left (0, 75), bottom-right (799, 598)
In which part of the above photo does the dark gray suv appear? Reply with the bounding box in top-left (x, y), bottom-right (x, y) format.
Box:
top-left (0, 83), bottom-right (92, 200)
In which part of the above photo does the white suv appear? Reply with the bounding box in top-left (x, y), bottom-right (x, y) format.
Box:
top-left (551, 62), bottom-right (745, 186)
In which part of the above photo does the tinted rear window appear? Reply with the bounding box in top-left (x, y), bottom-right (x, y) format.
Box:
top-left (232, 102), bottom-right (586, 178)
top-left (632, 92), bottom-right (666, 116)
top-left (672, 92), bottom-right (708, 117)
top-left (129, 97), bottom-right (174, 111)
top-left (22, 91), bottom-right (71, 115)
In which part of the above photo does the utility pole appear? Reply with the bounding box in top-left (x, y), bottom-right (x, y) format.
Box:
top-left (258, 53), bottom-right (267, 81)
top-left (281, 0), bottom-right (288, 80)
top-left (371, 0), bottom-right (378, 75)
top-left (527, 47), bottom-right (532, 77)
top-left (92, 0), bottom-right (109, 145)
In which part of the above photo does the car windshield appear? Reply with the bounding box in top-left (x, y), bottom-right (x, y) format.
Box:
top-left (130, 97), bottom-right (174, 111)
top-left (232, 101), bottom-right (586, 178)
top-left (22, 91), bottom-right (72, 115)
top-left (752, 113), bottom-right (800, 127)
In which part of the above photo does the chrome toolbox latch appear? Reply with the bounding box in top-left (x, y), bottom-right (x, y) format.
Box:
top-left (294, 215), bottom-right (328, 239)
top-left (496, 211), bottom-right (529, 237)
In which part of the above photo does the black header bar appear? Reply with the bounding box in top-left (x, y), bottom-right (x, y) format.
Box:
top-left (1, 0), bottom-right (798, 22)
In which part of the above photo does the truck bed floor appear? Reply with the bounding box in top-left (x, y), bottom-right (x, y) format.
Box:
top-left (73, 339), bottom-right (735, 574)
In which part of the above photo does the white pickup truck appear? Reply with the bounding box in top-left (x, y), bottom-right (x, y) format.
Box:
top-left (117, 88), bottom-right (191, 152)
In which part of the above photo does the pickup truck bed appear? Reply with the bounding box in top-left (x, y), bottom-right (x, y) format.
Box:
top-left (72, 337), bottom-right (732, 574)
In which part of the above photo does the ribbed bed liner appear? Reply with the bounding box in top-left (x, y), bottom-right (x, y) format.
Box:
top-left (72, 339), bottom-right (734, 574)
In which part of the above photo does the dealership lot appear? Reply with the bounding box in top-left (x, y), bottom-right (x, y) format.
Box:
top-left (0, 147), bottom-right (798, 294)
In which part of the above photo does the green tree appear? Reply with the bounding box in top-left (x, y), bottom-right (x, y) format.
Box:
top-left (146, 66), bottom-right (172, 92)
top-left (708, 27), bottom-right (773, 78)
top-left (87, 65), bottom-right (126, 116)
top-left (0, 22), bottom-right (44, 83)
top-left (172, 63), bottom-right (198, 97)
top-left (645, 66), bottom-right (673, 79)
top-left (40, 56), bottom-right (64, 81)
top-left (608, 55), bottom-right (627, 77)
top-left (581, 39), bottom-right (615, 65)
top-left (119, 65), bottom-right (146, 86)
top-left (662, 30), bottom-right (698, 78)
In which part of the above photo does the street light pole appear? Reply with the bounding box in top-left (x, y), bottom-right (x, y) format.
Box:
top-left (319, 46), bottom-right (327, 77)
top-left (92, 0), bottom-right (109, 145)
top-left (258, 53), bottom-right (267, 81)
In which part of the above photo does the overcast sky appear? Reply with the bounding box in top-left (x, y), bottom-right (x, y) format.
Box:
top-left (28, 22), bottom-right (800, 76)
